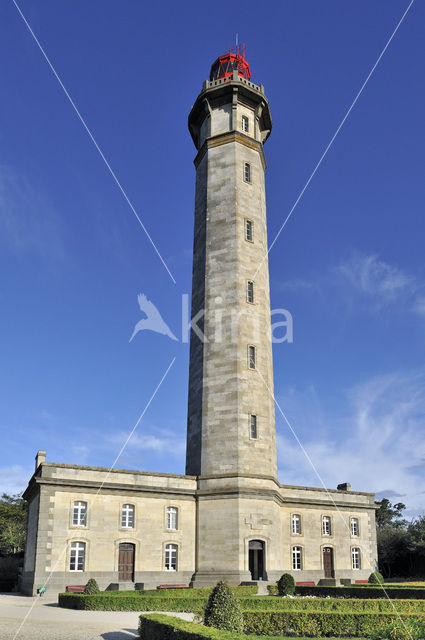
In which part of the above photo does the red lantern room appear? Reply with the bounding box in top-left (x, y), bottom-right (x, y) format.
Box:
top-left (209, 44), bottom-right (251, 81)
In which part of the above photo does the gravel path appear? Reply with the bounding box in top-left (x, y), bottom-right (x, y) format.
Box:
top-left (0, 593), bottom-right (194, 640)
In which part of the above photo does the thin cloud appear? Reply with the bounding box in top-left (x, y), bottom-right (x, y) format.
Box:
top-left (277, 252), bottom-right (425, 319)
top-left (337, 253), bottom-right (415, 308)
top-left (0, 465), bottom-right (33, 495)
top-left (276, 370), bottom-right (425, 516)
top-left (0, 166), bottom-right (66, 260)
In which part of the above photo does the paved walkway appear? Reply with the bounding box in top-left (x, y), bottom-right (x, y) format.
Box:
top-left (0, 593), bottom-right (194, 640)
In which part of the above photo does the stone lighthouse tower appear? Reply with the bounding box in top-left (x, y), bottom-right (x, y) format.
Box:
top-left (187, 48), bottom-right (281, 584)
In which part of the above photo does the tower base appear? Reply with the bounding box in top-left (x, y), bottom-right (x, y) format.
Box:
top-left (190, 570), bottom-right (252, 588)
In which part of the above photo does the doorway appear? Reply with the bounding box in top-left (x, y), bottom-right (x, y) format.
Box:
top-left (323, 547), bottom-right (334, 578)
top-left (118, 543), bottom-right (135, 581)
top-left (249, 540), bottom-right (266, 580)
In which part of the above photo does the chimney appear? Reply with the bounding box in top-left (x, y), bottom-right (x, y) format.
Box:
top-left (337, 482), bottom-right (351, 492)
top-left (35, 450), bottom-right (46, 471)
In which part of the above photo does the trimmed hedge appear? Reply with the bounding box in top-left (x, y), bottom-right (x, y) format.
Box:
top-left (268, 584), bottom-right (425, 599)
top-left (139, 612), bottom-right (425, 639)
top-left (139, 586), bottom-right (257, 598)
top-left (238, 597), bottom-right (425, 613)
top-left (242, 610), bottom-right (425, 637)
top-left (58, 592), bottom-right (425, 615)
top-left (138, 613), bottom-right (363, 640)
top-left (58, 593), bottom-right (207, 612)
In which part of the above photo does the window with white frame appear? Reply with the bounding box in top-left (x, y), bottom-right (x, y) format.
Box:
top-left (245, 219), bottom-right (253, 242)
top-left (248, 345), bottom-right (256, 369)
top-left (292, 546), bottom-right (302, 570)
top-left (73, 501), bottom-right (87, 526)
top-left (242, 115), bottom-right (249, 132)
top-left (292, 514), bottom-right (301, 535)
top-left (121, 504), bottom-right (134, 528)
top-left (247, 281), bottom-right (254, 303)
top-left (322, 516), bottom-right (331, 536)
top-left (167, 507), bottom-right (178, 530)
top-left (351, 517), bottom-right (359, 537)
top-left (69, 541), bottom-right (85, 571)
top-left (165, 543), bottom-right (178, 571)
top-left (244, 162), bottom-right (251, 183)
top-left (352, 547), bottom-right (361, 570)
top-left (250, 415), bottom-right (258, 439)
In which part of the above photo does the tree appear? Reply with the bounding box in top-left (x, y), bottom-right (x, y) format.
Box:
top-left (204, 581), bottom-right (244, 632)
top-left (277, 573), bottom-right (295, 596)
top-left (84, 578), bottom-right (100, 594)
top-left (0, 493), bottom-right (27, 555)
top-left (376, 499), bottom-right (408, 529)
top-left (406, 515), bottom-right (425, 576)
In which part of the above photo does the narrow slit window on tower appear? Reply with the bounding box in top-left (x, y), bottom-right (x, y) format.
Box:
top-left (250, 415), bottom-right (258, 439)
top-left (244, 162), bottom-right (251, 183)
top-left (245, 219), bottom-right (253, 242)
top-left (247, 280), bottom-right (254, 303)
top-left (242, 115), bottom-right (249, 132)
top-left (248, 345), bottom-right (256, 369)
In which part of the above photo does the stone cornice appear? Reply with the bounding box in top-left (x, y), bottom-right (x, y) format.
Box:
top-left (30, 476), bottom-right (196, 499)
top-left (198, 472), bottom-right (280, 487)
top-left (280, 496), bottom-right (378, 510)
top-left (197, 487), bottom-right (284, 505)
top-left (194, 131), bottom-right (266, 170)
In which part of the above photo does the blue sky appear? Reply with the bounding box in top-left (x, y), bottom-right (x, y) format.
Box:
top-left (1, 0), bottom-right (424, 518)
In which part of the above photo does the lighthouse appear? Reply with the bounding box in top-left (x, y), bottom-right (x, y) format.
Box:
top-left (21, 48), bottom-right (378, 597)
top-left (186, 47), bottom-right (280, 584)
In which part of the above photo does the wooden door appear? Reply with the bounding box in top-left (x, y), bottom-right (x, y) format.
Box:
top-left (323, 547), bottom-right (334, 578)
top-left (118, 543), bottom-right (135, 581)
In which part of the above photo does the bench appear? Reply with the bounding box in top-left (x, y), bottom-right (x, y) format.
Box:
top-left (355, 580), bottom-right (369, 584)
top-left (66, 585), bottom-right (85, 593)
top-left (296, 581), bottom-right (315, 586)
top-left (157, 584), bottom-right (189, 590)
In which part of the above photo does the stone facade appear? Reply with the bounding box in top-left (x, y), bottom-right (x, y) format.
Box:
top-left (22, 63), bottom-right (378, 596)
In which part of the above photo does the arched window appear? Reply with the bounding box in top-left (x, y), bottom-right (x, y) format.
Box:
top-left (322, 516), bottom-right (331, 536)
top-left (242, 116), bottom-right (249, 133)
top-left (350, 517), bottom-right (359, 536)
top-left (121, 504), bottom-right (135, 528)
top-left (352, 547), bottom-right (361, 570)
top-left (292, 514), bottom-right (301, 535)
top-left (73, 501), bottom-right (87, 526)
top-left (292, 546), bottom-right (302, 570)
top-left (167, 507), bottom-right (178, 530)
top-left (69, 542), bottom-right (85, 571)
top-left (165, 543), bottom-right (178, 571)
